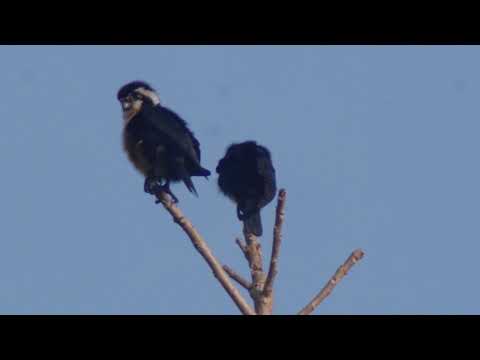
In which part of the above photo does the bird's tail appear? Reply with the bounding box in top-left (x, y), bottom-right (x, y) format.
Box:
top-left (176, 159), bottom-right (205, 197)
top-left (194, 166), bottom-right (211, 179)
top-left (183, 176), bottom-right (198, 197)
top-left (184, 165), bottom-right (210, 196)
top-left (244, 211), bottom-right (263, 237)
top-left (238, 199), bottom-right (263, 236)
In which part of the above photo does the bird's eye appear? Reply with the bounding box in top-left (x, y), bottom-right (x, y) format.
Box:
top-left (134, 93), bottom-right (143, 100)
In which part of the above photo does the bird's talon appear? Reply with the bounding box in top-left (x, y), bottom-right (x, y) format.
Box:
top-left (145, 177), bottom-right (165, 195)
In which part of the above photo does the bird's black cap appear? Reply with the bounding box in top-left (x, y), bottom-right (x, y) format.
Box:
top-left (117, 81), bottom-right (154, 100)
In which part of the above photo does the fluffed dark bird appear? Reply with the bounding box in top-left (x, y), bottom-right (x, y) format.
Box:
top-left (216, 141), bottom-right (277, 236)
top-left (117, 81), bottom-right (211, 203)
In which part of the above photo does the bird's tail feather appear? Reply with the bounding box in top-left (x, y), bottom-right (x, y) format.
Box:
top-left (244, 211), bottom-right (263, 237)
top-left (175, 158), bottom-right (202, 197)
top-left (183, 176), bottom-right (198, 197)
top-left (194, 166), bottom-right (211, 177)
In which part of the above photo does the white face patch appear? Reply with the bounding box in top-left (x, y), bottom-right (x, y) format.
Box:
top-left (120, 86), bottom-right (160, 124)
top-left (122, 99), bottom-right (143, 123)
top-left (135, 87), bottom-right (161, 105)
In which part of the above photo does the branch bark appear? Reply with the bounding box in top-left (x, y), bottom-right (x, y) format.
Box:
top-left (155, 191), bottom-right (255, 315)
top-left (298, 249), bottom-right (365, 315)
top-left (223, 265), bottom-right (251, 290)
top-left (152, 187), bottom-right (364, 316)
top-left (263, 189), bottom-right (287, 298)
top-left (234, 189), bottom-right (288, 315)
top-left (235, 238), bottom-right (249, 261)
top-left (243, 228), bottom-right (269, 314)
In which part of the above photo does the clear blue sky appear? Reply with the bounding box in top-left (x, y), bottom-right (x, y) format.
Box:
top-left (1, 45), bottom-right (479, 314)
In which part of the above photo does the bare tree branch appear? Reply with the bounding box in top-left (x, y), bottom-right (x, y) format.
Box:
top-left (244, 231), bottom-right (265, 290)
top-left (223, 265), bottom-right (251, 290)
top-left (263, 189), bottom-right (287, 298)
top-left (235, 238), bottom-right (249, 260)
top-left (151, 186), bottom-right (364, 316)
top-left (155, 191), bottom-right (255, 315)
top-left (243, 228), bottom-right (269, 314)
top-left (297, 249), bottom-right (365, 315)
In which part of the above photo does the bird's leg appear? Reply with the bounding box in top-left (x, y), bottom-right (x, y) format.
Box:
top-left (157, 180), bottom-right (179, 204)
top-left (147, 179), bottom-right (178, 204)
top-left (237, 206), bottom-right (246, 221)
top-left (237, 203), bottom-right (258, 221)
top-left (144, 177), bottom-right (152, 193)
top-left (144, 176), bottom-right (165, 195)
top-left (145, 176), bottom-right (179, 204)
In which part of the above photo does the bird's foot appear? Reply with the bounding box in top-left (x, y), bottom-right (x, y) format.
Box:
top-left (154, 186), bottom-right (179, 204)
top-left (144, 177), bottom-right (165, 195)
top-left (144, 178), bottom-right (178, 204)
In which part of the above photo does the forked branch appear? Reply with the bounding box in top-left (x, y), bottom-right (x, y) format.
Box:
top-left (235, 238), bottom-right (249, 261)
top-left (242, 228), bottom-right (268, 314)
top-left (154, 187), bottom-right (364, 315)
top-left (223, 265), bottom-right (251, 290)
top-left (235, 189), bottom-right (287, 315)
top-left (155, 191), bottom-right (255, 315)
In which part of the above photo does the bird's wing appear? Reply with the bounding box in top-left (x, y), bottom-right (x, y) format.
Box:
top-left (256, 147), bottom-right (274, 176)
top-left (149, 105), bottom-right (202, 164)
top-left (256, 147), bottom-right (277, 207)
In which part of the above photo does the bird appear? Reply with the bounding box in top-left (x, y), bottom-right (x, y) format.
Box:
top-left (216, 141), bottom-right (277, 236)
top-left (117, 80), bottom-right (211, 203)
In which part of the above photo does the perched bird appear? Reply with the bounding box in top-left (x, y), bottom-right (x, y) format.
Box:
top-left (216, 141), bottom-right (277, 236)
top-left (117, 80), bottom-right (211, 203)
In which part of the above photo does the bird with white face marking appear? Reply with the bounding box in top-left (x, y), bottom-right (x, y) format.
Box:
top-left (117, 80), bottom-right (211, 203)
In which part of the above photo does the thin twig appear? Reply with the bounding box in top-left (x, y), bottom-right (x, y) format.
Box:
top-left (235, 238), bottom-right (249, 260)
top-left (263, 189), bottom-right (287, 297)
top-left (155, 191), bottom-right (255, 315)
top-left (298, 249), bottom-right (365, 315)
top-left (223, 265), bottom-right (252, 290)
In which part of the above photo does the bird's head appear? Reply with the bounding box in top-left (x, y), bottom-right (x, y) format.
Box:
top-left (117, 81), bottom-right (161, 122)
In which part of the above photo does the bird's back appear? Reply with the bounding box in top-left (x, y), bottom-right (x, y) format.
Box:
top-left (150, 106), bottom-right (202, 164)
top-left (256, 146), bottom-right (276, 208)
top-left (137, 105), bottom-right (209, 175)
top-left (217, 141), bottom-right (275, 203)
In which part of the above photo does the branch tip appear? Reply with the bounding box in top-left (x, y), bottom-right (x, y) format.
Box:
top-left (297, 249), bottom-right (365, 315)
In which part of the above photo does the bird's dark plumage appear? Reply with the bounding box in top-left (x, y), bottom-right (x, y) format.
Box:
top-left (118, 81), bottom-right (211, 202)
top-left (216, 141), bottom-right (276, 236)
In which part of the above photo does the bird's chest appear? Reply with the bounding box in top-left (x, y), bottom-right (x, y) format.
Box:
top-left (123, 120), bottom-right (170, 177)
top-left (123, 129), bottom-right (152, 176)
